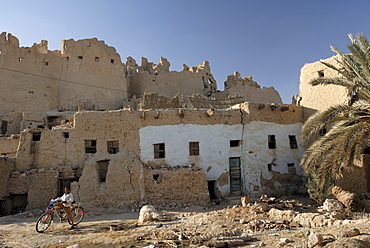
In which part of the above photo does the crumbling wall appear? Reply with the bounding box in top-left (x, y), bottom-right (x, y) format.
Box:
top-left (139, 93), bottom-right (185, 109)
top-left (0, 135), bottom-right (19, 157)
top-left (7, 169), bottom-right (59, 210)
top-left (0, 157), bottom-right (15, 199)
top-left (334, 154), bottom-right (370, 194)
top-left (78, 149), bottom-right (144, 210)
top-left (144, 164), bottom-right (210, 204)
top-left (127, 58), bottom-right (216, 99)
top-left (221, 71), bottom-right (282, 104)
top-left (187, 93), bottom-right (244, 109)
top-left (0, 32), bottom-right (128, 115)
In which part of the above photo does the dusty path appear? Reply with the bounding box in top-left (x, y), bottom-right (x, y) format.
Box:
top-left (1, 201), bottom-right (370, 248)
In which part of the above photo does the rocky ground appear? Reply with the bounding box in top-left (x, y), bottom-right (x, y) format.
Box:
top-left (1, 197), bottom-right (370, 248)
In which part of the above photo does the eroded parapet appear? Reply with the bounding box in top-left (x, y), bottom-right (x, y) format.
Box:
top-left (187, 93), bottom-right (244, 109)
top-left (224, 71), bottom-right (260, 89)
top-left (139, 92), bottom-right (185, 110)
top-left (0, 32), bottom-right (20, 48)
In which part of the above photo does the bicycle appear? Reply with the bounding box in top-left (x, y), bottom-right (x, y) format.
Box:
top-left (35, 198), bottom-right (85, 233)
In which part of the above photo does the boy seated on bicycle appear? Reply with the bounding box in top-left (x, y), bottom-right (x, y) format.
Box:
top-left (56, 185), bottom-right (75, 230)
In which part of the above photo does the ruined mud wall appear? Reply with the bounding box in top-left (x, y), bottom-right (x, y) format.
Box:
top-left (144, 165), bottom-right (209, 204)
top-left (334, 154), bottom-right (370, 194)
top-left (222, 71), bottom-right (282, 104)
top-left (0, 32), bottom-right (127, 116)
top-left (0, 158), bottom-right (15, 199)
top-left (0, 135), bottom-right (19, 157)
top-left (7, 169), bottom-right (59, 210)
top-left (299, 56), bottom-right (349, 118)
top-left (127, 58), bottom-right (216, 99)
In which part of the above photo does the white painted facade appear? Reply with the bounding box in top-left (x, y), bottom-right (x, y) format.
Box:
top-left (242, 121), bottom-right (305, 196)
top-left (139, 122), bottom-right (304, 197)
top-left (139, 124), bottom-right (243, 196)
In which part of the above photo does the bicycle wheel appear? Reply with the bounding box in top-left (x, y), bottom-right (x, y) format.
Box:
top-left (68, 206), bottom-right (84, 225)
top-left (36, 213), bottom-right (52, 233)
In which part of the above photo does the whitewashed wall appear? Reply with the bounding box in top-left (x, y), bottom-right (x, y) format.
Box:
top-left (139, 122), bottom-right (304, 197)
top-left (139, 124), bottom-right (243, 195)
top-left (242, 121), bottom-right (305, 196)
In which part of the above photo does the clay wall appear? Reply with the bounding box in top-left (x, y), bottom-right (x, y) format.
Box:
top-left (0, 135), bottom-right (19, 157)
top-left (299, 55), bottom-right (349, 119)
top-left (128, 59), bottom-right (216, 99)
top-left (0, 32), bottom-right (128, 116)
top-left (144, 165), bottom-right (209, 204)
top-left (222, 71), bottom-right (282, 104)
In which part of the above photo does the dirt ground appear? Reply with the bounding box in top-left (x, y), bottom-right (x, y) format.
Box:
top-left (1, 197), bottom-right (370, 248)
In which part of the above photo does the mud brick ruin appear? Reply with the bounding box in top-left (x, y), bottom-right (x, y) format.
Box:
top-left (0, 32), bottom-right (368, 215)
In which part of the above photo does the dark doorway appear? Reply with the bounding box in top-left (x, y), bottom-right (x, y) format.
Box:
top-left (207, 180), bottom-right (217, 200)
top-left (11, 194), bottom-right (28, 214)
top-left (229, 157), bottom-right (241, 195)
top-left (58, 179), bottom-right (72, 196)
top-left (1, 121), bottom-right (7, 135)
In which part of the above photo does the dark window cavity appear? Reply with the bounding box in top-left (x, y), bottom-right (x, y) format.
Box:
top-left (268, 135), bottom-right (276, 149)
top-left (318, 70), bottom-right (324, 77)
top-left (32, 132), bottom-right (41, 141)
top-left (288, 135), bottom-right (298, 149)
top-left (85, 140), bottom-right (97, 153)
top-left (154, 143), bottom-right (165, 158)
top-left (107, 141), bottom-right (119, 154)
top-left (189, 142), bottom-right (200, 156)
top-left (63, 132), bottom-right (69, 139)
top-left (230, 140), bottom-right (241, 147)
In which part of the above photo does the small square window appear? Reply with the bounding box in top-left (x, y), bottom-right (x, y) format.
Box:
top-left (78, 56), bottom-right (83, 60)
top-left (107, 141), bottom-right (119, 154)
top-left (189, 142), bottom-right (199, 156)
top-left (85, 140), bottom-right (97, 153)
top-left (318, 70), bottom-right (324, 77)
top-left (111, 59), bottom-right (115, 64)
top-left (288, 135), bottom-right (298, 149)
top-left (63, 132), bottom-right (69, 139)
top-left (268, 135), bottom-right (276, 149)
top-left (44, 62), bottom-right (49, 66)
top-left (32, 132), bottom-right (41, 141)
top-left (154, 143), bottom-right (165, 158)
top-left (19, 57), bottom-right (23, 62)
top-left (230, 140), bottom-right (241, 147)
top-left (95, 57), bottom-right (99, 62)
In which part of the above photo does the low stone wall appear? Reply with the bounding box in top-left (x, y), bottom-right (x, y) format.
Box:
top-left (144, 164), bottom-right (210, 205)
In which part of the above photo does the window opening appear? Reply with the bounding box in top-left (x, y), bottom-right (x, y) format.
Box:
top-left (63, 132), bottom-right (69, 139)
top-left (98, 160), bottom-right (109, 182)
top-left (85, 140), bottom-right (97, 153)
top-left (230, 140), bottom-right (241, 147)
top-left (318, 70), bottom-right (325, 77)
top-left (44, 62), bottom-right (49, 66)
top-left (154, 143), bottom-right (165, 158)
top-left (288, 135), bottom-right (298, 149)
top-left (268, 135), bottom-right (276, 149)
top-left (78, 56), bottom-right (83, 60)
top-left (19, 57), bottom-right (23, 62)
top-left (189, 141), bottom-right (199, 156)
top-left (267, 164), bottom-right (272, 171)
top-left (32, 132), bottom-right (41, 141)
top-left (107, 141), bottom-right (119, 154)
top-left (95, 57), bottom-right (99, 62)
top-left (111, 59), bottom-right (115, 64)
top-left (153, 174), bottom-right (160, 181)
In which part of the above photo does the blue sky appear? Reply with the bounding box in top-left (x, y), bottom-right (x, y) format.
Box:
top-left (2, 1), bottom-right (370, 103)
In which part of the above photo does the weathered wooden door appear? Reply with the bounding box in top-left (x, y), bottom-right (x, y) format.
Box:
top-left (229, 157), bottom-right (241, 195)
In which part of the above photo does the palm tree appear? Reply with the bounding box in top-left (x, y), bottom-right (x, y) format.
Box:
top-left (301, 33), bottom-right (370, 203)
